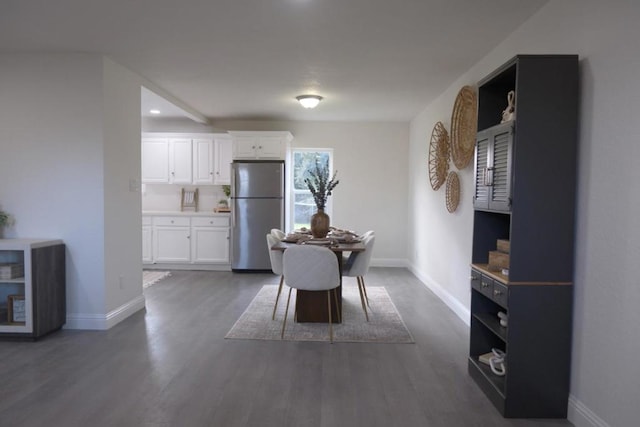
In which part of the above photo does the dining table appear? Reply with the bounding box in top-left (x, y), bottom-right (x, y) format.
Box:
top-left (271, 237), bottom-right (365, 323)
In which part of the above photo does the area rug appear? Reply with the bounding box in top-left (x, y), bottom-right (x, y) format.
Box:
top-left (143, 270), bottom-right (171, 288)
top-left (225, 284), bottom-right (414, 343)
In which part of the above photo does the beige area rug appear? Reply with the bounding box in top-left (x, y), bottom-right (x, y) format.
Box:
top-left (225, 285), bottom-right (414, 343)
top-left (143, 270), bottom-right (171, 288)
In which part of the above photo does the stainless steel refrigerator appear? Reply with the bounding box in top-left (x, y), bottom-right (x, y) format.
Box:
top-left (231, 160), bottom-right (285, 271)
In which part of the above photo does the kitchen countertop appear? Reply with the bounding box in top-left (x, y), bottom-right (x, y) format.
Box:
top-left (142, 211), bottom-right (230, 217)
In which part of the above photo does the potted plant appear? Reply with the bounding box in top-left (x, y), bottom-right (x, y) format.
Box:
top-left (304, 158), bottom-right (339, 238)
top-left (0, 208), bottom-right (12, 239)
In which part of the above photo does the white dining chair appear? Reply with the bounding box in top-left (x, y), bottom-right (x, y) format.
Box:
top-left (343, 233), bottom-right (375, 321)
top-left (270, 228), bottom-right (286, 240)
top-left (282, 245), bottom-right (340, 342)
top-left (266, 233), bottom-right (285, 320)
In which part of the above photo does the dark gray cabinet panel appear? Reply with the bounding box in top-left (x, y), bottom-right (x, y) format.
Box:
top-left (473, 122), bottom-right (513, 212)
top-left (468, 55), bottom-right (578, 418)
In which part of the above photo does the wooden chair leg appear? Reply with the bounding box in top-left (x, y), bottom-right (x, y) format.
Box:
top-left (357, 280), bottom-right (369, 321)
top-left (327, 290), bottom-right (333, 343)
top-left (272, 275), bottom-right (284, 320)
top-left (333, 288), bottom-right (341, 323)
top-left (281, 288), bottom-right (293, 339)
top-left (359, 276), bottom-right (371, 308)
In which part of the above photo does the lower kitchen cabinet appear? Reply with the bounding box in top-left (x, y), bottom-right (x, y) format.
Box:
top-left (191, 217), bottom-right (229, 263)
top-left (143, 214), bottom-right (230, 269)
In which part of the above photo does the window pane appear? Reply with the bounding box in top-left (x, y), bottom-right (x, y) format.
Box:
top-left (293, 193), bottom-right (316, 228)
top-left (293, 151), bottom-right (330, 190)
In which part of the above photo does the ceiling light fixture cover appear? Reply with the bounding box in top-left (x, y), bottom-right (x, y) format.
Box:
top-left (296, 95), bottom-right (323, 109)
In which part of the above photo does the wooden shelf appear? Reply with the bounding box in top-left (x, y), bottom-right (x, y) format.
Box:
top-left (473, 312), bottom-right (507, 342)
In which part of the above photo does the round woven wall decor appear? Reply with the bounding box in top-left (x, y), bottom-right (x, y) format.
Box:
top-left (445, 171), bottom-right (460, 213)
top-left (450, 85), bottom-right (478, 170)
top-left (428, 121), bottom-right (450, 191)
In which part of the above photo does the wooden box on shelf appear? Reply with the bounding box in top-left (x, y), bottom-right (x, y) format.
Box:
top-left (496, 239), bottom-right (510, 253)
top-left (0, 263), bottom-right (24, 280)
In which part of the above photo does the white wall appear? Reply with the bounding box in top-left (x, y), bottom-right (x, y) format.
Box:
top-left (102, 57), bottom-right (145, 321)
top-left (214, 120), bottom-right (409, 265)
top-left (408, 1), bottom-right (640, 426)
top-left (0, 53), bottom-right (145, 330)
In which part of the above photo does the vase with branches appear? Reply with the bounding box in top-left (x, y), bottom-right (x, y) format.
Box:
top-left (304, 159), bottom-right (339, 238)
top-left (304, 158), bottom-right (339, 211)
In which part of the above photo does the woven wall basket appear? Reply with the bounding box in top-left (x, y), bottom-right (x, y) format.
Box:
top-left (428, 121), bottom-right (450, 191)
top-left (450, 85), bottom-right (478, 170)
top-left (446, 171), bottom-right (460, 213)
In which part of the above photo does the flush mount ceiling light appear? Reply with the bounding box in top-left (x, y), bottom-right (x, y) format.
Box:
top-left (296, 95), bottom-right (323, 109)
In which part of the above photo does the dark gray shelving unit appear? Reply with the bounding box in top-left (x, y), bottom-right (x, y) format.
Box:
top-left (0, 239), bottom-right (66, 339)
top-left (468, 55), bottom-right (578, 418)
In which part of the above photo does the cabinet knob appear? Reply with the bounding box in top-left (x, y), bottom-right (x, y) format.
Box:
top-left (481, 281), bottom-right (490, 288)
top-left (171, 172), bottom-right (175, 175)
top-left (470, 276), bottom-right (477, 281)
top-left (258, 145), bottom-right (262, 149)
top-left (494, 289), bottom-right (503, 296)
top-left (170, 220), bottom-right (174, 224)
top-left (252, 145), bottom-right (256, 149)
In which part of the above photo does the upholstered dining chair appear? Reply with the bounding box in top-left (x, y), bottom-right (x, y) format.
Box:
top-left (266, 233), bottom-right (285, 320)
top-left (270, 228), bottom-right (286, 240)
top-left (282, 245), bottom-right (341, 342)
top-left (343, 233), bottom-right (375, 321)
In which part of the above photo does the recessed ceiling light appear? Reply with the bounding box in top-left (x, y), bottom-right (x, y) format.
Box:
top-left (296, 95), bottom-right (323, 109)
top-left (149, 109), bottom-right (161, 115)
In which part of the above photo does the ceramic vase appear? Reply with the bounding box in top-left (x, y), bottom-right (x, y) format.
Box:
top-left (310, 209), bottom-right (330, 238)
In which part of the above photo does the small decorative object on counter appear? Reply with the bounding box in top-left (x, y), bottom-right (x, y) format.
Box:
top-left (305, 158), bottom-right (339, 238)
top-left (500, 90), bottom-right (516, 123)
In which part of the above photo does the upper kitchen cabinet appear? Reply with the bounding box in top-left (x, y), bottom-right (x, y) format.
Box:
top-left (229, 131), bottom-right (293, 160)
top-left (192, 138), bottom-right (215, 185)
top-left (213, 135), bottom-right (233, 184)
top-left (169, 138), bottom-right (193, 184)
top-left (141, 138), bottom-right (170, 183)
top-left (142, 133), bottom-right (230, 185)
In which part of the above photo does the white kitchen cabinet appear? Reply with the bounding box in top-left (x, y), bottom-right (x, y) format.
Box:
top-left (142, 217), bottom-right (152, 264)
top-left (142, 133), bottom-right (224, 185)
top-left (141, 138), bottom-right (170, 183)
top-left (229, 131), bottom-right (292, 160)
top-left (192, 139), bottom-right (214, 184)
top-left (153, 217), bottom-right (191, 263)
top-left (191, 217), bottom-right (230, 263)
top-left (143, 214), bottom-right (230, 268)
top-left (213, 136), bottom-right (232, 184)
top-left (168, 138), bottom-right (193, 184)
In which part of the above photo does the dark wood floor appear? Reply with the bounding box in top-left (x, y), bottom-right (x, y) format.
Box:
top-left (0, 268), bottom-right (572, 427)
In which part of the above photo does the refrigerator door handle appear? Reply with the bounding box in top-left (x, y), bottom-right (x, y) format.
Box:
top-left (230, 165), bottom-right (236, 228)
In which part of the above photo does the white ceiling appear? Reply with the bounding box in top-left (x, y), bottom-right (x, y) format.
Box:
top-left (0, 0), bottom-right (548, 123)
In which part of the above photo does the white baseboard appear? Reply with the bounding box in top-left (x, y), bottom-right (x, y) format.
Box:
top-left (568, 395), bottom-right (610, 427)
top-left (407, 261), bottom-right (470, 325)
top-left (65, 294), bottom-right (146, 330)
top-left (371, 257), bottom-right (407, 268)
